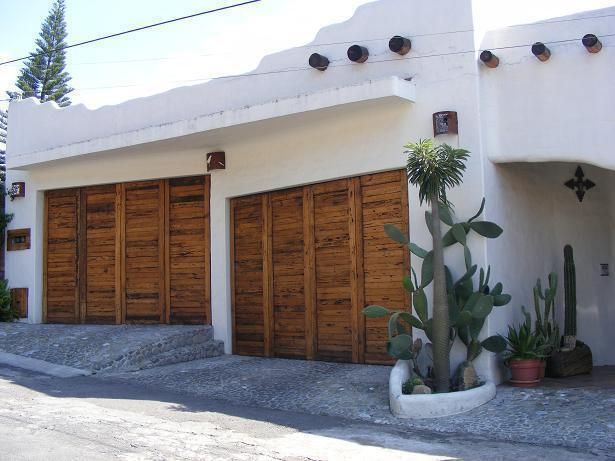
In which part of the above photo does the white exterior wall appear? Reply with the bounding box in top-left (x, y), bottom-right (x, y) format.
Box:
top-left (6, 0), bottom-right (615, 383)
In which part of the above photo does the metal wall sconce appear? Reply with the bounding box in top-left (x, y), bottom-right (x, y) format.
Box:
top-left (206, 151), bottom-right (226, 172)
top-left (582, 34), bottom-right (602, 53)
top-left (565, 166), bottom-right (595, 202)
top-left (389, 36), bottom-right (412, 55)
top-left (479, 50), bottom-right (499, 68)
top-left (347, 44), bottom-right (369, 63)
top-left (531, 42), bottom-right (551, 62)
top-left (308, 53), bottom-right (330, 71)
top-left (433, 111), bottom-right (458, 136)
top-left (7, 182), bottom-right (25, 200)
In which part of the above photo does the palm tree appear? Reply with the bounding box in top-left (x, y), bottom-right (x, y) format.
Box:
top-left (405, 139), bottom-right (469, 393)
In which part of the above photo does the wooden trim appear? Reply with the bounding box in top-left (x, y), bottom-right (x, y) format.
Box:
top-left (348, 178), bottom-right (364, 363)
top-left (120, 183), bottom-right (127, 324)
top-left (78, 188), bottom-right (87, 323)
top-left (203, 176), bottom-right (212, 325)
top-left (400, 171), bottom-right (412, 312)
top-left (42, 192), bottom-right (49, 323)
top-left (262, 193), bottom-right (274, 357)
top-left (303, 186), bottom-right (317, 360)
top-left (158, 179), bottom-right (167, 324)
top-left (114, 184), bottom-right (123, 324)
top-left (74, 189), bottom-right (81, 323)
top-left (229, 198), bottom-right (237, 354)
top-left (164, 179), bottom-right (171, 324)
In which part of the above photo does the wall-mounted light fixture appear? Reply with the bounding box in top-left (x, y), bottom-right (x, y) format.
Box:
top-left (388, 36), bottom-right (411, 55)
top-left (479, 50), bottom-right (499, 68)
top-left (206, 151), bottom-right (226, 172)
top-left (8, 182), bottom-right (25, 200)
top-left (347, 45), bottom-right (369, 63)
top-left (433, 111), bottom-right (458, 136)
top-left (531, 42), bottom-right (551, 62)
top-left (308, 53), bottom-right (330, 71)
top-left (582, 34), bottom-right (602, 53)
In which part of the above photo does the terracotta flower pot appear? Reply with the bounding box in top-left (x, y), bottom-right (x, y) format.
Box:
top-left (508, 358), bottom-right (542, 387)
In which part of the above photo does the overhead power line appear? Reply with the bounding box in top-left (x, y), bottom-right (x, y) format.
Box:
top-left (53, 31), bottom-right (613, 94)
top-left (0, 0), bottom-right (262, 67)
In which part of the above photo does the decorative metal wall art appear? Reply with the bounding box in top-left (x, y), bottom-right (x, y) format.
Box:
top-left (565, 166), bottom-right (595, 202)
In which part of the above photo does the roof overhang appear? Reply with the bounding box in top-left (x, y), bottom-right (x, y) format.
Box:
top-left (8, 76), bottom-right (415, 170)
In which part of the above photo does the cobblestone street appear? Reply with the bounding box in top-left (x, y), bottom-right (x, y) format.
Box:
top-left (108, 356), bottom-right (615, 457)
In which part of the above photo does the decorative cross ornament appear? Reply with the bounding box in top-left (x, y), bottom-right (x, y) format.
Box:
top-left (565, 166), bottom-right (595, 202)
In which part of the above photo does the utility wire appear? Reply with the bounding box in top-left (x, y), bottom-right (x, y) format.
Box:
top-left (2, 10), bottom-right (614, 69)
top-left (2, 31), bottom-right (613, 98)
top-left (0, 0), bottom-right (261, 67)
top-left (62, 31), bottom-right (615, 93)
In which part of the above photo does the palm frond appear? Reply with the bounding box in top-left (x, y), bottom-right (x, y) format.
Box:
top-left (405, 139), bottom-right (470, 206)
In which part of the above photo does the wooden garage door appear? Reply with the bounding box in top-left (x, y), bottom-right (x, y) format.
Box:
top-left (231, 170), bottom-right (409, 364)
top-left (44, 176), bottom-right (211, 325)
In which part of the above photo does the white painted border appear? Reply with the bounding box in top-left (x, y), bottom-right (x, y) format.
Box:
top-left (389, 360), bottom-right (496, 418)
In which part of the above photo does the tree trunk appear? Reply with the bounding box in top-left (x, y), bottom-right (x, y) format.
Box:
top-left (431, 199), bottom-right (451, 392)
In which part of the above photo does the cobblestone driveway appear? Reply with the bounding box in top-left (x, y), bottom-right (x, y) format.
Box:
top-left (108, 355), bottom-right (615, 457)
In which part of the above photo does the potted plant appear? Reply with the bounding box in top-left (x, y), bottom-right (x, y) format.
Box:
top-left (501, 316), bottom-right (548, 387)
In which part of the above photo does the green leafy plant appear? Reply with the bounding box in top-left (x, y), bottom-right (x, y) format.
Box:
top-left (525, 273), bottom-right (560, 356)
top-left (402, 139), bottom-right (470, 393)
top-left (0, 279), bottom-right (18, 322)
top-left (500, 315), bottom-right (549, 361)
top-left (402, 376), bottom-right (425, 395)
top-left (366, 198), bottom-right (509, 365)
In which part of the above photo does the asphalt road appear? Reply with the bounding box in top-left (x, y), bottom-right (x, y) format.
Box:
top-left (0, 365), bottom-right (604, 461)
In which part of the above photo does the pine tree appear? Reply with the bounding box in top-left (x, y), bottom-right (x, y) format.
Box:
top-left (8, 0), bottom-right (73, 107)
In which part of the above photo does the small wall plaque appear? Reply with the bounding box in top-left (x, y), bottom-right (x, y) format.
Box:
top-left (600, 263), bottom-right (609, 277)
top-left (433, 111), bottom-right (458, 136)
top-left (8, 182), bottom-right (25, 200)
top-left (7, 228), bottom-right (31, 251)
top-left (10, 288), bottom-right (28, 318)
top-left (207, 151), bottom-right (226, 171)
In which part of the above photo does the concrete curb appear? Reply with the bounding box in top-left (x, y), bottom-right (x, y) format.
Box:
top-left (0, 352), bottom-right (92, 378)
top-left (389, 360), bottom-right (496, 418)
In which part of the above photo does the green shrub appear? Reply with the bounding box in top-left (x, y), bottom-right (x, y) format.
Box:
top-left (0, 279), bottom-right (18, 322)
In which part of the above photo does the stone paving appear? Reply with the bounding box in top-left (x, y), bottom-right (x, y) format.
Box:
top-left (107, 356), bottom-right (615, 457)
top-left (0, 323), bottom-right (224, 373)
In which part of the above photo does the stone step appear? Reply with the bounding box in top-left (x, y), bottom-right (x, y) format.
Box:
top-left (0, 324), bottom-right (223, 374)
top-left (97, 339), bottom-right (225, 373)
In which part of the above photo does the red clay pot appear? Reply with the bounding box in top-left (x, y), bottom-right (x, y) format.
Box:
top-left (508, 358), bottom-right (542, 387)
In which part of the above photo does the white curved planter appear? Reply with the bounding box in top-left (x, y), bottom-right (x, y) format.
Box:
top-left (389, 360), bottom-right (496, 418)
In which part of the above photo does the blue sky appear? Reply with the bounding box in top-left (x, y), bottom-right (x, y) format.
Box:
top-left (2, 0), bottom-right (614, 111)
top-left (0, 0), bottom-right (371, 109)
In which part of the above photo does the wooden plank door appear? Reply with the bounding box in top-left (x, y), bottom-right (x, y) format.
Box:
top-left (167, 176), bottom-right (211, 324)
top-left (312, 179), bottom-right (354, 362)
top-left (123, 180), bottom-right (166, 323)
top-left (45, 189), bottom-right (80, 323)
top-left (360, 171), bottom-right (410, 363)
top-left (231, 195), bottom-right (266, 355)
top-left (81, 185), bottom-right (121, 324)
top-left (230, 169), bottom-right (409, 364)
top-left (271, 188), bottom-right (306, 358)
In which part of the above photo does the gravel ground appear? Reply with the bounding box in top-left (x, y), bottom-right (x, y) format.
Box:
top-left (108, 355), bottom-right (615, 457)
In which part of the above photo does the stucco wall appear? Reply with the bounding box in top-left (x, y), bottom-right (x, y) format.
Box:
top-left (479, 7), bottom-right (615, 169)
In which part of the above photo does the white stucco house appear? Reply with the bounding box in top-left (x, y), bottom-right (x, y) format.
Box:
top-left (4, 0), bottom-right (614, 383)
